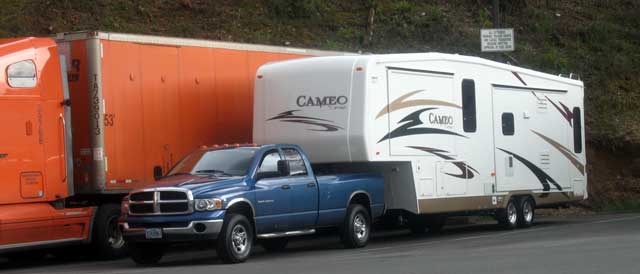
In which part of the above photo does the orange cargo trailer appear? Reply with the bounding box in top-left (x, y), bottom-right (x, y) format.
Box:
top-left (0, 31), bottom-right (344, 259)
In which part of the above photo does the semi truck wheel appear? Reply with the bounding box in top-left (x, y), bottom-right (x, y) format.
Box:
top-left (341, 204), bottom-right (371, 248)
top-left (516, 197), bottom-right (535, 228)
top-left (216, 214), bottom-right (254, 263)
top-left (496, 198), bottom-right (518, 229)
top-left (260, 238), bottom-right (288, 252)
top-left (129, 243), bottom-right (164, 266)
top-left (92, 204), bottom-right (127, 259)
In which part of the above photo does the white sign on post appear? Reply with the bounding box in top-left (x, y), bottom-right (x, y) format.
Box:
top-left (481, 28), bottom-right (514, 52)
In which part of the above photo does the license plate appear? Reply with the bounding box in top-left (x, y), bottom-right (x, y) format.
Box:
top-left (145, 228), bottom-right (162, 239)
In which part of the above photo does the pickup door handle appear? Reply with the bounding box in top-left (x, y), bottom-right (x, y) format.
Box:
top-left (281, 184), bottom-right (291, 190)
top-left (307, 182), bottom-right (316, 188)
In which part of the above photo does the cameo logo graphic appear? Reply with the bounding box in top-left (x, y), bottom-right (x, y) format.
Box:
top-left (379, 108), bottom-right (466, 143)
top-left (428, 113), bottom-right (453, 125)
top-left (296, 95), bottom-right (348, 109)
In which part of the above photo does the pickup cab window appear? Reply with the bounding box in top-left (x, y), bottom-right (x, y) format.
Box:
top-left (282, 148), bottom-right (308, 176)
top-left (166, 147), bottom-right (258, 177)
top-left (257, 150), bottom-right (282, 174)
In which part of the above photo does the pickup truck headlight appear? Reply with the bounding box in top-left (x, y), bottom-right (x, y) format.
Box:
top-left (194, 198), bottom-right (223, 211)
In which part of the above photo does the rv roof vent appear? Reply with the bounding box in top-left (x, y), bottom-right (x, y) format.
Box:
top-left (569, 73), bottom-right (581, 80)
top-left (559, 73), bottom-right (581, 80)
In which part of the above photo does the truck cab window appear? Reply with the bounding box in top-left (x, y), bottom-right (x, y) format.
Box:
top-left (7, 60), bottom-right (36, 88)
top-left (282, 148), bottom-right (308, 176)
top-left (502, 112), bottom-right (514, 136)
top-left (258, 150), bottom-right (281, 174)
top-left (573, 107), bottom-right (582, 153)
top-left (462, 79), bottom-right (476, 132)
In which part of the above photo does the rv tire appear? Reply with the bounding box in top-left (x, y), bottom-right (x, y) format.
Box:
top-left (516, 196), bottom-right (535, 228)
top-left (496, 198), bottom-right (518, 229)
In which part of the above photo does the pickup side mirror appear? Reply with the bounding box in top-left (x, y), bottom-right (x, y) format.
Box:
top-left (277, 160), bottom-right (290, 176)
top-left (153, 166), bottom-right (163, 181)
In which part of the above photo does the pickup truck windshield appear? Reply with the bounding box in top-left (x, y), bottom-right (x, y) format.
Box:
top-left (167, 147), bottom-right (259, 177)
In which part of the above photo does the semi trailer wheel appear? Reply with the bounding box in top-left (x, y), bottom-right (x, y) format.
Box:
top-left (216, 214), bottom-right (254, 263)
top-left (341, 204), bottom-right (371, 248)
top-left (496, 198), bottom-right (518, 229)
top-left (129, 243), bottom-right (165, 266)
top-left (92, 204), bottom-right (127, 259)
top-left (516, 197), bottom-right (535, 228)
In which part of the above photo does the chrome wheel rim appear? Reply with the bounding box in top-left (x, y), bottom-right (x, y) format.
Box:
top-left (507, 202), bottom-right (517, 225)
top-left (107, 215), bottom-right (125, 249)
top-left (231, 225), bottom-right (248, 254)
top-left (354, 214), bottom-right (368, 240)
top-left (523, 200), bottom-right (534, 223)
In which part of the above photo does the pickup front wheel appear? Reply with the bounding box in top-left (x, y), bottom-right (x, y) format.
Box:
top-left (217, 214), bottom-right (254, 263)
top-left (341, 204), bottom-right (371, 248)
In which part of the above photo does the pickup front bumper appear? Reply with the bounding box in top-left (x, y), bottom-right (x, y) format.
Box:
top-left (121, 219), bottom-right (223, 242)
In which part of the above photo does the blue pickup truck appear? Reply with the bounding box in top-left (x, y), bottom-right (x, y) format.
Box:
top-left (120, 144), bottom-right (384, 265)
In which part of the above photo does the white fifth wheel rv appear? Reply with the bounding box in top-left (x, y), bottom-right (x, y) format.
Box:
top-left (253, 53), bottom-right (586, 231)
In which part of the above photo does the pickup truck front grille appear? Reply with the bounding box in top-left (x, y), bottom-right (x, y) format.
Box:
top-left (128, 188), bottom-right (193, 216)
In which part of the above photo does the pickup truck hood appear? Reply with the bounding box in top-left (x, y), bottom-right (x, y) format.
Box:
top-left (154, 175), bottom-right (248, 197)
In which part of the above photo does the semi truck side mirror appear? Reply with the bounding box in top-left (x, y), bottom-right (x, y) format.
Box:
top-left (153, 166), bottom-right (163, 181)
top-left (277, 160), bottom-right (290, 176)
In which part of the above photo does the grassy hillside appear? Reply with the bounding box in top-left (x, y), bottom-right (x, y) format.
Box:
top-left (1, 0), bottom-right (638, 209)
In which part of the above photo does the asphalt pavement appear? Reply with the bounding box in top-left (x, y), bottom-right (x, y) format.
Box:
top-left (2, 212), bottom-right (639, 274)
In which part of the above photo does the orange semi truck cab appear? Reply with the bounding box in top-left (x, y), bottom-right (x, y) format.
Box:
top-left (0, 31), bottom-right (343, 259)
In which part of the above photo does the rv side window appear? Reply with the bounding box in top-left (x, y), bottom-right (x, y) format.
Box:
top-left (282, 148), bottom-right (308, 176)
top-left (461, 79), bottom-right (476, 132)
top-left (502, 113), bottom-right (514, 136)
top-left (573, 107), bottom-right (582, 153)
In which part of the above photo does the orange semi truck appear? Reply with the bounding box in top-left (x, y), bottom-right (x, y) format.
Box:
top-left (0, 31), bottom-right (341, 259)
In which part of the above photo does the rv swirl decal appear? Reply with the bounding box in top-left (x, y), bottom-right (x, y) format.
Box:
top-left (530, 130), bottom-right (584, 175)
top-left (408, 146), bottom-right (478, 179)
top-left (545, 96), bottom-right (573, 126)
top-left (376, 89), bottom-right (461, 119)
top-left (267, 110), bottom-right (343, 132)
top-left (512, 71), bottom-right (574, 127)
top-left (378, 108), bottom-right (467, 143)
top-left (497, 148), bottom-right (569, 198)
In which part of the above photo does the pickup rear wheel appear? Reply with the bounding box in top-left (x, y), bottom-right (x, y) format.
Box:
top-left (341, 204), bottom-right (371, 248)
top-left (128, 243), bottom-right (164, 266)
top-left (217, 214), bottom-right (253, 263)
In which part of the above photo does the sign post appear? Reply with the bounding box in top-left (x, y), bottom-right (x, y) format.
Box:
top-left (481, 28), bottom-right (514, 52)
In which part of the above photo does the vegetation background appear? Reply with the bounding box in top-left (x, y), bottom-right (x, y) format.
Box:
top-left (1, 0), bottom-right (638, 210)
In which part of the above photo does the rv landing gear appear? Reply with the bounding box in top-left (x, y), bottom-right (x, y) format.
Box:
top-left (408, 215), bottom-right (447, 234)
